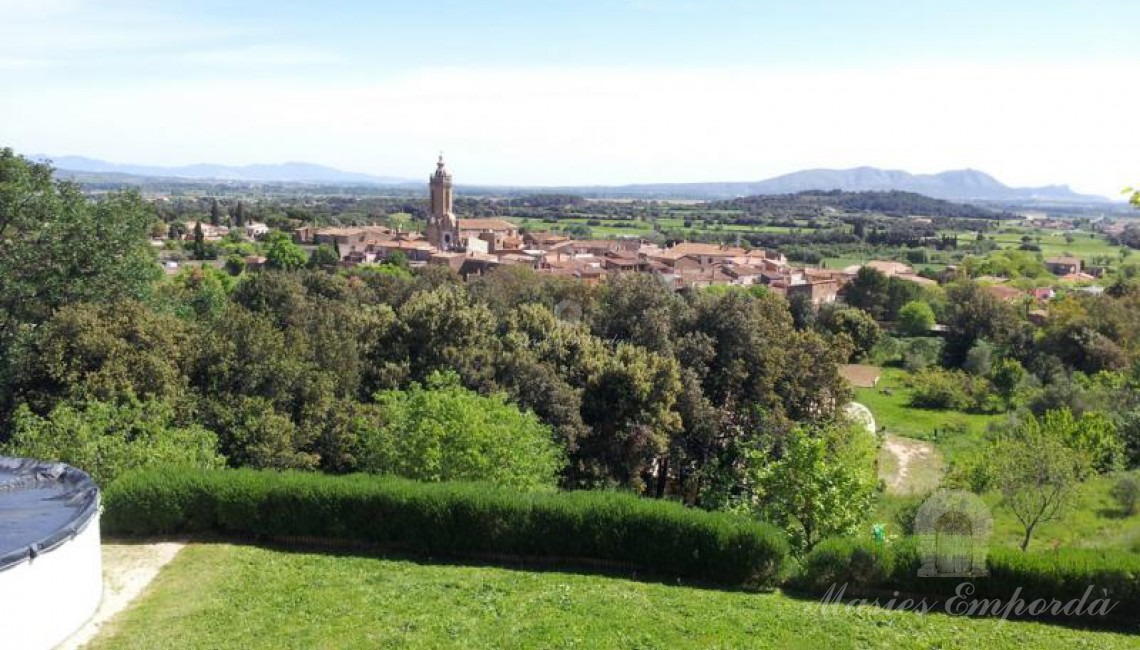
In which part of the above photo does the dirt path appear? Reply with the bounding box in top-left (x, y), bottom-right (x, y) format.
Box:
top-left (56, 541), bottom-right (185, 650)
top-left (880, 434), bottom-right (943, 495)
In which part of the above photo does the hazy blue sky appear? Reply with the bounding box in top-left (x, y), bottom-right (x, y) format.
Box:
top-left (1, 0), bottom-right (1137, 195)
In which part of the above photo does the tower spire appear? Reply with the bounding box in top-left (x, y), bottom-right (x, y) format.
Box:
top-left (427, 154), bottom-right (457, 250)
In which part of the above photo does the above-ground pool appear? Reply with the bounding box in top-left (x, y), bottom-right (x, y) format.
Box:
top-left (0, 457), bottom-right (102, 650)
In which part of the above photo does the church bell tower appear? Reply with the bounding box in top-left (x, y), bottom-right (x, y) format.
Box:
top-left (427, 154), bottom-right (459, 251)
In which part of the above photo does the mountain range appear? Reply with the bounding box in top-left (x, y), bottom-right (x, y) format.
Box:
top-left (35, 155), bottom-right (414, 185)
top-left (557, 168), bottom-right (1107, 203)
top-left (38, 155), bottom-right (1107, 203)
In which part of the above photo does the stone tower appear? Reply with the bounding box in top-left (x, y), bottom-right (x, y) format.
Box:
top-left (426, 154), bottom-right (459, 251)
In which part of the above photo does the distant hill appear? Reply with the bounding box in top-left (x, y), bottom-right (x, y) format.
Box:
top-left (556, 167), bottom-right (1107, 203)
top-left (35, 155), bottom-right (415, 185)
top-left (708, 190), bottom-right (1017, 220)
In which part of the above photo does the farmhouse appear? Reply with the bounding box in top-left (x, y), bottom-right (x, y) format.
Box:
top-left (1045, 256), bottom-right (1082, 275)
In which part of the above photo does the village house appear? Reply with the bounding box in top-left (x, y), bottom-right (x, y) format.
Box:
top-left (786, 279), bottom-right (840, 306)
top-left (1045, 256), bottom-right (1082, 276)
top-left (244, 222), bottom-right (270, 240)
top-left (183, 221), bottom-right (229, 241)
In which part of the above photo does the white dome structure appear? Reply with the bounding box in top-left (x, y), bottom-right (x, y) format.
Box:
top-left (844, 402), bottom-right (877, 437)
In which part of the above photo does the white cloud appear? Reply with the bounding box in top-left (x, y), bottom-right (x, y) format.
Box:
top-left (3, 62), bottom-right (1136, 196)
top-left (0, 57), bottom-right (52, 70)
top-left (178, 45), bottom-right (346, 67)
top-left (0, 1), bottom-right (254, 59)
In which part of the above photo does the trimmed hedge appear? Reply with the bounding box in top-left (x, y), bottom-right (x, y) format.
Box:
top-left (103, 467), bottom-right (788, 588)
top-left (792, 536), bottom-right (1140, 625)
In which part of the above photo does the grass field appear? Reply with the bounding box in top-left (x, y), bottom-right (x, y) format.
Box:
top-left (984, 472), bottom-right (1140, 552)
top-left (871, 473), bottom-right (1140, 551)
top-left (88, 543), bottom-right (1139, 649)
top-left (854, 367), bottom-right (1003, 467)
top-left (857, 368), bottom-right (1140, 552)
top-left (987, 229), bottom-right (1123, 261)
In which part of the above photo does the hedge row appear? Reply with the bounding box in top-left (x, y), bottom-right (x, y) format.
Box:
top-left (103, 467), bottom-right (788, 588)
top-left (791, 537), bottom-right (1140, 625)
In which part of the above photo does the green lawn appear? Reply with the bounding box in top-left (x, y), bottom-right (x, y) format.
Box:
top-left (854, 367), bottom-right (1002, 467)
top-left (88, 543), bottom-right (1139, 649)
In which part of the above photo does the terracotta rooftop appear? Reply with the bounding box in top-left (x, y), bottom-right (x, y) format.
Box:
top-left (865, 260), bottom-right (914, 276)
top-left (653, 242), bottom-right (748, 260)
top-left (458, 218), bottom-right (517, 231)
top-left (894, 273), bottom-right (938, 286)
top-left (1046, 256), bottom-right (1082, 266)
top-left (984, 285), bottom-right (1024, 301)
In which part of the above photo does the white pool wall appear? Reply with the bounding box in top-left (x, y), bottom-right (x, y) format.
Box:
top-left (0, 508), bottom-right (102, 650)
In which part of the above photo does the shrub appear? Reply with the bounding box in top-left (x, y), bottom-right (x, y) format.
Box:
top-left (2, 399), bottom-right (225, 486)
top-left (902, 337), bottom-right (942, 372)
top-left (1111, 476), bottom-right (1139, 516)
top-left (788, 537), bottom-right (892, 592)
top-left (908, 368), bottom-right (974, 410)
top-left (897, 301), bottom-right (935, 336)
top-left (793, 536), bottom-right (1140, 625)
top-left (103, 467), bottom-right (789, 588)
top-left (361, 371), bottom-right (565, 489)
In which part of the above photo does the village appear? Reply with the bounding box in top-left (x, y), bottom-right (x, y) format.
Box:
top-left (261, 157), bottom-right (1092, 312)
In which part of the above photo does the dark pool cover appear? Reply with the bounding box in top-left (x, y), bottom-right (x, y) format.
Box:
top-left (0, 457), bottom-right (100, 571)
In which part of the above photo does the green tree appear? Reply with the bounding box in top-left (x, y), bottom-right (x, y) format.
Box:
top-left (360, 371), bottom-right (564, 489)
top-left (897, 300), bottom-right (935, 336)
top-left (578, 343), bottom-right (682, 491)
top-left (384, 249), bottom-right (409, 270)
top-left (168, 221), bottom-right (187, 240)
top-left (0, 149), bottom-right (159, 329)
top-left (209, 199), bottom-right (222, 226)
top-left (12, 300), bottom-right (192, 414)
top-left (1022, 409), bottom-right (1124, 474)
top-left (963, 339), bottom-right (994, 376)
top-left (224, 253), bottom-right (246, 276)
top-left (596, 272), bottom-right (686, 354)
top-left (308, 243), bottom-right (340, 269)
top-left (989, 415), bottom-right (1092, 551)
top-left (840, 266), bottom-right (890, 319)
top-left (942, 281), bottom-right (1020, 367)
top-left (787, 291), bottom-right (816, 330)
top-left (2, 398), bottom-right (225, 485)
top-left (265, 232), bottom-right (307, 271)
top-left (192, 221), bottom-right (207, 259)
top-left (988, 357), bottom-right (1026, 408)
top-left (742, 424), bottom-right (877, 553)
top-left (397, 284), bottom-right (497, 386)
top-left (202, 394), bottom-right (318, 470)
top-left (820, 307), bottom-right (882, 361)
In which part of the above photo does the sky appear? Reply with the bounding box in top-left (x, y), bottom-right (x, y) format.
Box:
top-left (1, 0), bottom-right (1137, 196)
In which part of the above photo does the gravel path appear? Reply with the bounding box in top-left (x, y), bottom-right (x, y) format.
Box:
top-left (881, 434), bottom-right (943, 495)
top-left (56, 541), bottom-right (186, 650)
